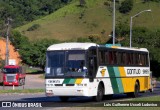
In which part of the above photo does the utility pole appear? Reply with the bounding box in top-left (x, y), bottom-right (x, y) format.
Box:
top-left (112, 0), bottom-right (116, 45)
top-left (5, 18), bottom-right (12, 66)
top-left (129, 9), bottom-right (151, 48)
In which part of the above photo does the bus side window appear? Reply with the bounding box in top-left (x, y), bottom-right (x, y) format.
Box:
top-left (109, 51), bottom-right (113, 64)
top-left (133, 53), bottom-right (136, 65)
top-left (118, 52), bottom-right (124, 65)
top-left (118, 52), bottom-right (121, 65)
top-left (145, 54), bottom-right (149, 66)
top-left (135, 53), bottom-right (139, 65)
top-left (130, 53), bottom-right (134, 65)
top-left (105, 51), bottom-right (109, 64)
top-left (113, 51), bottom-right (117, 64)
top-left (138, 54), bottom-right (142, 65)
top-left (126, 53), bottom-right (130, 65)
top-left (99, 50), bottom-right (105, 65)
top-left (141, 54), bottom-right (144, 65)
top-left (141, 54), bottom-right (148, 66)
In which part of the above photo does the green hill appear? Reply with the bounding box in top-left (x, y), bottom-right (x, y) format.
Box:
top-left (15, 0), bottom-right (160, 41)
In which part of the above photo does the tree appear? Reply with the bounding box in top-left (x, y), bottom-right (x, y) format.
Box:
top-left (10, 30), bottom-right (61, 71)
top-left (61, 0), bottom-right (71, 3)
top-left (115, 21), bottom-right (130, 38)
top-left (0, 0), bottom-right (73, 29)
top-left (119, 0), bottom-right (133, 14)
top-left (30, 39), bottom-right (59, 71)
top-left (10, 31), bottom-right (29, 50)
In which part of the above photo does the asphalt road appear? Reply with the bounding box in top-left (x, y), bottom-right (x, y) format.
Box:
top-left (0, 82), bottom-right (160, 109)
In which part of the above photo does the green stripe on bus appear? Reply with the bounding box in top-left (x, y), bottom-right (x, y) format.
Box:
top-left (63, 79), bottom-right (70, 84)
top-left (107, 67), bottom-right (119, 94)
top-left (69, 79), bottom-right (76, 84)
top-left (113, 67), bottom-right (124, 93)
top-left (63, 78), bottom-right (76, 84)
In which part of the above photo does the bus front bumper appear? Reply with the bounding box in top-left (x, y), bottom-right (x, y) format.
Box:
top-left (46, 87), bottom-right (92, 97)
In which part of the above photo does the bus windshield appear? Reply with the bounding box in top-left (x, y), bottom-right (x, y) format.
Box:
top-left (45, 50), bottom-right (88, 78)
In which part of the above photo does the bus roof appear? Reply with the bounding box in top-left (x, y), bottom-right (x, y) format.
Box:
top-left (47, 42), bottom-right (148, 52)
top-left (115, 47), bottom-right (148, 52)
top-left (47, 42), bottom-right (98, 51)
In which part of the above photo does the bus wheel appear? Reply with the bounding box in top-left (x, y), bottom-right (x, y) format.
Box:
top-left (132, 82), bottom-right (140, 98)
top-left (134, 82), bottom-right (140, 97)
top-left (94, 84), bottom-right (104, 102)
top-left (59, 96), bottom-right (69, 102)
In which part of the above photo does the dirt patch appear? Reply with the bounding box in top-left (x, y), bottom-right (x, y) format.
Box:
top-left (0, 37), bottom-right (21, 64)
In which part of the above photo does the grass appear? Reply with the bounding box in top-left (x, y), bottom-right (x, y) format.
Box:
top-left (16, 0), bottom-right (104, 31)
top-left (15, 0), bottom-right (160, 42)
top-left (26, 67), bottom-right (43, 74)
top-left (26, 67), bottom-right (39, 73)
top-left (15, 0), bottom-right (110, 41)
top-left (0, 89), bottom-right (44, 94)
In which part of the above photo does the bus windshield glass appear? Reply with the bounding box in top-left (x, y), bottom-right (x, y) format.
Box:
top-left (45, 50), bottom-right (88, 78)
top-left (3, 68), bottom-right (19, 74)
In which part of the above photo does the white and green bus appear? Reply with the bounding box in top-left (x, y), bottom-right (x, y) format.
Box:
top-left (45, 42), bottom-right (152, 101)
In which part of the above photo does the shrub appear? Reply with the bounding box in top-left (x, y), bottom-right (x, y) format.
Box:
top-left (119, 0), bottom-right (133, 14)
top-left (27, 24), bottom-right (40, 31)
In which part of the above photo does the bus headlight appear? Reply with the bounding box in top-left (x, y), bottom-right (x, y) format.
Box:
top-left (77, 84), bottom-right (83, 86)
top-left (77, 84), bottom-right (87, 86)
top-left (46, 89), bottom-right (54, 96)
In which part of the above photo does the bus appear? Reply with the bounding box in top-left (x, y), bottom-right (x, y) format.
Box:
top-left (45, 42), bottom-right (152, 102)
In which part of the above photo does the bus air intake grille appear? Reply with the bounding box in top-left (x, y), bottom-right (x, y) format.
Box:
top-left (66, 84), bottom-right (75, 86)
top-left (55, 84), bottom-right (63, 86)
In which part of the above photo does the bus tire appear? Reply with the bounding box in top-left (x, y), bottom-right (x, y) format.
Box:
top-left (59, 96), bottom-right (69, 102)
top-left (132, 82), bottom-right (140, 98)
top-left (94, 84), bottom-right (104, 102)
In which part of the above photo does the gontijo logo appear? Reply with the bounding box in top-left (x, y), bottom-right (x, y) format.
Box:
top-left (100, 69), bottom-right (106, 77)
top-left (48, 80), bottom-right (60, 83)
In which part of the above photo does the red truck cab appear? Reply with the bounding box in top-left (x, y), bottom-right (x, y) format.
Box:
top-left (2, 65), bottom-right (26, 86)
